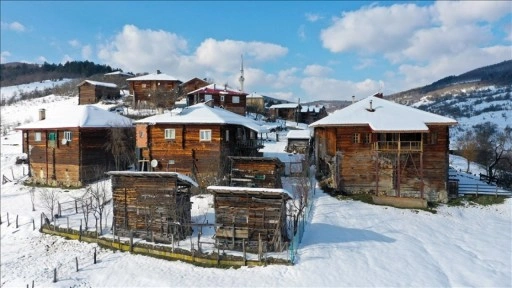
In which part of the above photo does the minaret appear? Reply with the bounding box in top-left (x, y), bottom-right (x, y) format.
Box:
top-left (239, 54), bottom-right (245, 92)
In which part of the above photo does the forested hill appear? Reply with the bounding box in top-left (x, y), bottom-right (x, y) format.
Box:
top-left (0, 61), bottom-right (120, 87)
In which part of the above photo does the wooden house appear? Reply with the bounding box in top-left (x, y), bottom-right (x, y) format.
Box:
top-left (300, 104), bottom-right (327, 124)
top-left (246, 92), bottom-right (265, 114)
top-left (207, 186), bottom-right (292, 252)
top-left (228, 156), bottom-right (284, 188)
top-left (16, 106), bottom-right (133, 187)
top-left (286, 129), bottom-right (312, 155)
top-left (133, 103), bottom-right (269, 188)
top-left (187, 83), bottom-right (247, 116)
top-left (107, 171), bottom-right (198, 241)
top-left (127, 71), bottom-right (182, 108)
top-left (309, 94), bottom-right (457, 202)
top-left (180, 77), bottom-right (210, 95)
top-left (268, 103), bottom-right (301, 122)
top-left (77, 80), bottom-right (119, 105)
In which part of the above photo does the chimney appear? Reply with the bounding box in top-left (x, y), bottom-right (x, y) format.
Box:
top-left (352, 95), bottom-right (355, 104)
top-left (157, 70), bottom-right (161, 74)
top-left (39, 109), bottom-right (46, 120)
top-left (374, 92), bottom-right (383, 98)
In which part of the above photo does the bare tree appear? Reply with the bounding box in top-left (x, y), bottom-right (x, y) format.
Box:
top-left (287, 156), bottom-right (312, 236)
top-left (104, 125), bottom-right (135, 171)
top-left (456, 130), bottom-right (479, 173)
top-left (474, 122), bottom-right (512, 180)
top-left (39, 189), bottom-right (59, 221)
top-left (87, 180), bottom-right (111, 235)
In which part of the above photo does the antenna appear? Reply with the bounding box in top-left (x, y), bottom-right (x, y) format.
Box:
top-left (239, 54), bottom-right (245, 92)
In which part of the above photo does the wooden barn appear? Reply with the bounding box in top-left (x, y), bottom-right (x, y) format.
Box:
top-left (228, 156), bottom-right (284, 188)
top-left (207, 186), bottom-right (292, 252)
top-left (300, 104), bottom-right (327, 124)
top-left (180, 77), bottom-right (210, 95)
top-left (187, 83), bottom-right (247, 116)
top-left (77, 80), bottom-right (119, 105)
top-left (107, 171), bottom-right (198, 241)
top-left (268, 103), bottom-right (301, 122)
top-left (16, 106), bottom-right (133, 187)
top-left (309, 94), bottom-right (457, 202)
top-left (246, 92), bottom-right (265, 114)
top-left (134, 103), bottom-right (269, 188)
top-left (286, 129), bottom-right (312, 155)
top-left (127, 71), bottom-right (182, 108)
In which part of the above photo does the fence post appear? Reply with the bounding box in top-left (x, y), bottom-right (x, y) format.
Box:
top-left (53, 268), bottom-right (57, 283)
top-left (32, 219), bottom-right (35, 231)
top-left (7, 212), bottom-right (10, 226)
top-left (79, 225), bottom-right (82, 242)
top-left (16, 215), bottom-right (18, 228)
top-left (243, 239), bottom-right (247, 266)
top-left (75, 200), bottom-right (78, 213)
top-left (75, 257), bottom-right (79, 272)
top-left (93, 248), bottom-right (97, 264)
top-left (171, 234), bottom-right (174, 253)
top-left (58, 203), bottom-right (61, 218)
top-left (130, 231), bottom-right (133, 253)
top-left (67, 217), bottom-right (69, 230)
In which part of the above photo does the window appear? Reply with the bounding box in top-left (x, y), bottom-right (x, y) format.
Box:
top-left (64, 131), bottom-right (72, 141)
top-left (430, 132), bottom-right (438, 145)
top-left (205, 94), bottom-right (212, 101)
top-left (352, 133), bottom-right (360, 144)
top-left (225, 130), bottom-right (229, 142)
top-left (34, 132), bottom-right (41, 142)
top-left (364, 133), bottom-right (371, 144)
top-left (232, 96), bottom-right (240, 103)
top-left (220, 95), bottom-right (225, 102)
top-left (48, 132), bottom-right (57, 141)
top-left (164, 129), bottom-right (175, 140)
top-left (200, 129), bottom-right (212, 141)
top-left (142, 83), bottom-right (146, 88)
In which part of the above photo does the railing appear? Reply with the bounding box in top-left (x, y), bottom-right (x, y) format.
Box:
top-left (235, 139), bottom-right (264, 149)
top-left (372, 141), bottom-right (422, 152)
top-left (457, 183), bottom-right (512, 197)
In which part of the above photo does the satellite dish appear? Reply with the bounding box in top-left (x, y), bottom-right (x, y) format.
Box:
top-left (150, 159), bottom-right (158, 168)
top-left (61, 138), bottom-right (68, 145)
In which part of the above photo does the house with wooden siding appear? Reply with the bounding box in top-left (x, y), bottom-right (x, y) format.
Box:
top-left (207, 186), bottom-right (292, 252)
top-left (180, 77), bottom-right (210, 95)
top-left (246, 92), bottom-right (265, 114)
top-left (268, 103), bottom-right (301, 123)
top-left (133, 103), bottom-right (268, 188)
top-left (16, 106), bottom-right (133, 187)
top-left (300, 104), bottom-right (327, 124)
top-left (309, 94), bottom-right (457, 202)
top-left (187, 83), bottom-right (247, 116)
top-left (77, 80), bottom-right (119, 105)
top-left (228, 156), bottom-right (284, 188)
top-left (107, 171), bottom-right (198, 241)
top-left (127, 71), bottom-right (182, 108)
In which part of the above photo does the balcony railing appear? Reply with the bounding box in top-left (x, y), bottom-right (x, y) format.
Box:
top-left (372, 141), bottom-right (422, 152)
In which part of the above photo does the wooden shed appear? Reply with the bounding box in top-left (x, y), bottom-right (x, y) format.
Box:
top-left (127, 71), bottom-right (182, 108)
top-left (268, 103), bottom-right (301, 122)
top-left (78, 80), bottom-right (119, 105)
top-left (107, 171), bottom-right (198, 241)
top-left (207, 186), bottom-right (292, 253)
top-left (310, 94), bottom-right (458, 202)
top-left (187, 83), bottom-right (247, 116)
top-left (228, 156), bottom-right (284, 188)
top-left (286, 129), bottom-right (312, 154)
top-left (16, 106), bottom-right (133, 187)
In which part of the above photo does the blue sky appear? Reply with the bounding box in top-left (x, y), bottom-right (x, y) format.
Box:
top-left (1, 1), bottom-right (511, 102)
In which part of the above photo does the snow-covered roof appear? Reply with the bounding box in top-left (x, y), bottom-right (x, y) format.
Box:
top-left (309, 95), bottom-right (457, 132)
top-left (207, 185), bottom-right (293, 199)
top-left (286, 129), bottom-right (311, 139)
top-left (16, 105), bottom-right (133, 129)
top-left (247, 92), bottom-right (264, 99)
top-left (188, 83), bottom-right (247, 96)
top-left (127, 73), bottom-right (180, 81)
top-left (106, 171), bottom-right (198, 187)
top-left (104, 71), bottom-right (134, 77)
top-left (269, 103), bottom-right (299, 109)
top-left (78, 80), bottom-right (118, 88)
top-left (134, 103), bottom-right (269, 133)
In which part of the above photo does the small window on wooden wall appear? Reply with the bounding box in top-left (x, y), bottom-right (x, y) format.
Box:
top-left (200, 129), bottom-right (212, 141)
top-left (64, 131), bottom-right (72, 141)
top-left (352, 133), bottom-right (360, 144)
top-left (232, 96), bottom-right (240, 103)
top-left (34, 132), bottom-right (41, 142)
top-left (164, 129), bottom-right (176, 140)
top-left (430, 132), bottom-right (438, 144)
top-left (364, 133), bottom-right (371, 144)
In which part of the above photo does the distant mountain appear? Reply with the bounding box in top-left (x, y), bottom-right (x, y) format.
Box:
top-left (387, 60), bottom-right (512, 105)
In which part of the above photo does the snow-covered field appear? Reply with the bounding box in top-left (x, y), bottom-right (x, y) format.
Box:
top-left (1, 85), bottom-right (511, 287)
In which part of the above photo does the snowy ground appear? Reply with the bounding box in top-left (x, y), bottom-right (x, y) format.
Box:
top-left (1, 91), bottom-right (511, 287)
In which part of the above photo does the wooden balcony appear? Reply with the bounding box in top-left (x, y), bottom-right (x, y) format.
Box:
top-left (372, 141), bottom-right (423, 152)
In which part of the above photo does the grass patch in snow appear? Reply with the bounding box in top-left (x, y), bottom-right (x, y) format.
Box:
top-left (447, 195), bottom-right (507, 206)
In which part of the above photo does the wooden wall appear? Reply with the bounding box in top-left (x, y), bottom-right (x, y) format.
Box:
top-left (229, 157), bottom-right (283, 188)
top-left (78, 83), bottom-right (119, 105)
top-left (212, 190), bottom-right (289, 252)
top-left (129, 80), bottom-right (181, 107)
top-left (111, 174), bottom-right (192, 240)
top-left (186, 93), bottom-right (247, 116)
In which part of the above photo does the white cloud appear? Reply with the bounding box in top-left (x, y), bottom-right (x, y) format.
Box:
top-left (1, 21), bottom-right (26, 32)
top-left (36, 56), bottom-right (48, 64)
top-left (505, 22), bottom-right (512, 42)
top-left (354, 58), bottom-right (375, 70)
top-left (298, 25), bottom-right (306, 41)
top-left (68, 39), bottom-right (81, 48)
top-left (320, 3), bottom-right (430, 54)
top-left (1, 51), bottom-right (12, 63)
top-left (432, 1), bottom-right (511, 27)
top-left (303, 64), bottom-right (333, 77)
top-left (305, 13), bottom-right (323, 23)
top-left (301, 77), bottom-right (383, 101)
top-left (61, 54), bottom-right (73, 64)
top-left (81, 45), bottom-right (92, 59)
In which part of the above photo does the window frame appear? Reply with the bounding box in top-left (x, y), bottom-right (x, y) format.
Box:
top-left (34, 132), bottom-right (42, 142)
top-left (232, 96), bottom-right (240, 104)
top-left (199, 129), bottom-right (212, 142)
top-left (64, 131), bottom-right (72, 142)
top-left (352, 133), bottom-right (360, 144)
top-left (164, 128), bottom-right (176, 140)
